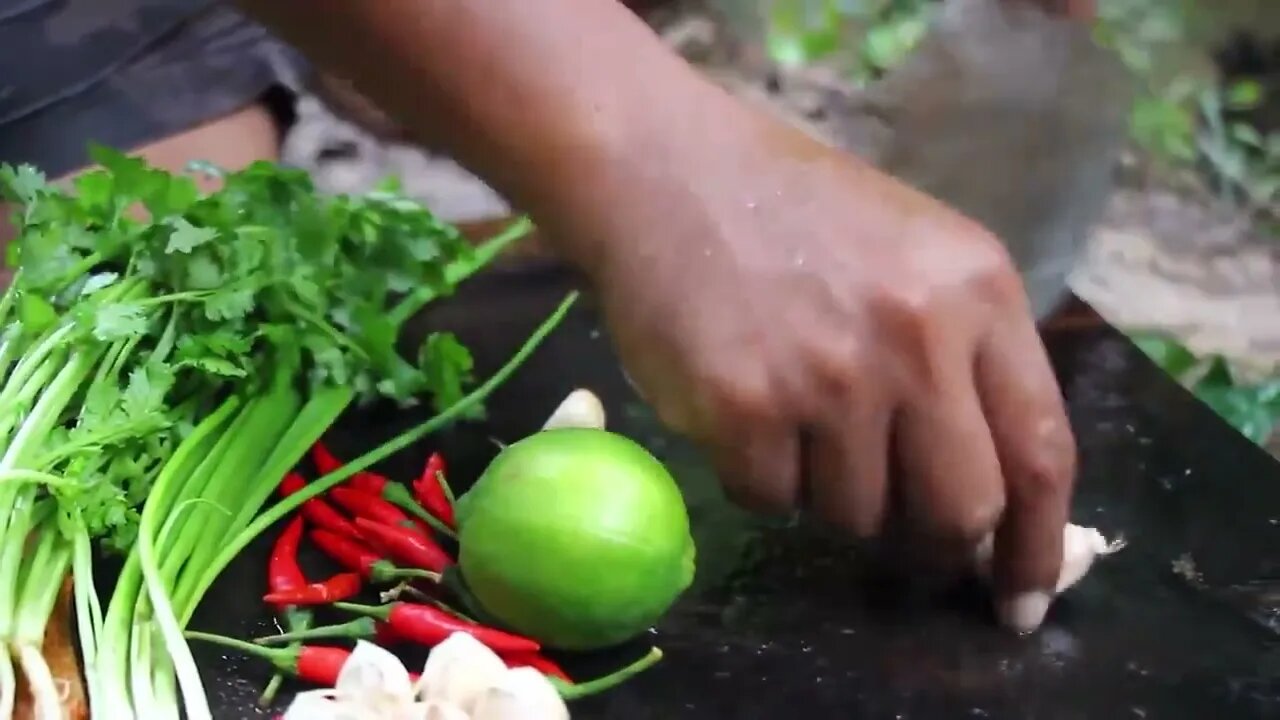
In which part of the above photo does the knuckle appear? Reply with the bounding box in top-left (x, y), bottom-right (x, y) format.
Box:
top-left (967, 244), bottom-right (1025, 307)
top-left (870, 282), bottom-right (938, 353)
top-left (709, 373), bottom-right (779, 428)
top-left (804, 336), bottom-right (870, 400)
top-left (1010, 417), bottom-right (1077, 502)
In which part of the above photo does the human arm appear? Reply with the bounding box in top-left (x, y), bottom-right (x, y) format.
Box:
top-left (232, 0), bottom-right (1077, 633)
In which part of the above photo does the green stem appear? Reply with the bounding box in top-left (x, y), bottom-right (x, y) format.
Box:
top-left (177, 387), bottom-right (351, 625)
top-left (0, 269), bottom-right (18, 325)
top-left (0, 348), bottom-right (99, 472)
top-left (219, 386), bottom-right (353, 550)
top-left (383, 483), bottom-right (456, 539)
top-left (388, 215), bottom-right (534, 328)
top-left (71, 524), bottom-right (104, 715)
top-left (0, 469), bottom-right (69, 487)
top-left (171, 378), bottom-right (301, 610)
top-left (259, 608), bottom-right (311, 706)
top-left (330, 602), bottom-right (391, 621)
top-left (282, 299), bottom-right (369, 360)
top-left (198, 292), bottom-right (578, 604)
top-left (437, 470), bottom-right (456, 506)
top-left (156, 402), bottom-right (256, 588)
top-left (14, 522), bottom-right (70, 645)
top-left (185, 631), bottom-right (295, 673)
top-left (98, 399), bottom-right (239, 718)
top-left (0, 486), bottom-right (38, 637)
top-left (367, 561), bottom-right (441, 585)
top-left (0, 325), bottom-right (71, 415)
top-left (553, 647), bottom-right (664, 701)
top-left (256, 617), bottom-right (376, 646)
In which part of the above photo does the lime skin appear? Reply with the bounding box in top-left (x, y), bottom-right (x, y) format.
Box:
top-left (456, 428), bottom-right (696, 651)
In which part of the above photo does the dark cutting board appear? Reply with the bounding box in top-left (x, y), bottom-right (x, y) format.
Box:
top-left (193, 262), bottom-right (1280, 719)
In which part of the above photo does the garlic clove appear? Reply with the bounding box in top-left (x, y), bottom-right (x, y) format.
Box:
top-left (283, 691), bottom-right (368, 720)
top-left (333, 641), bottom-right (416, 704)
top-left (417, 632), bottom-right (510, 712)
top-left (422, 700), bottom-right (472, 720)
top-left (542, 388), bottom-right (606, 431)
top-left (972, 522), bottom-right (1124, 595)
top-left (1054, 523), bottom-right (1126, 593)
top-left (471, 667), bottom-right (570, 720)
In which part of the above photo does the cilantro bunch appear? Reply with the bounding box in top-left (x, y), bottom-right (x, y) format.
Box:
top-left (0, 147), bottom-right (552, 720)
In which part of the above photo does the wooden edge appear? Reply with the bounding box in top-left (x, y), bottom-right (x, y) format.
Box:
top-left (14, 578), bottom-right (87, 720)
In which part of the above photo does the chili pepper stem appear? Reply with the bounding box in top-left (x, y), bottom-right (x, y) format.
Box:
top-left (370, 562), bottom-right (441, 585)
top-left (187, 631), bottom-right (293, 672)
top-left (436, 470), bottom-right (455, 506)
top-left (383, 483), bottom-right (457, 539)
top-left (256, 617), bottom-right (378, 646)
top-left (552, 648), bottom-right (663, 701)
top-left (380, 582), bottom-right (430, 604)
top-left (259, 608), bottom-right (311, 706)
top-left (331, 601), bottom-right (391, 621)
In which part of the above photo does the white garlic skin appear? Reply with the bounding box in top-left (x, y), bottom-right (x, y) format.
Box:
top-left (541, 389), bottom-right (606, 431)
top-left (471, 667), bottom-right (571, 720)
top-left (417, 633), bottom-right (510, 715)
top-left (973, 523), bottom-right (1125, 594)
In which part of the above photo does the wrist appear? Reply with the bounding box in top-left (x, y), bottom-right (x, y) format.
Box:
top-left (509, 55), bottom-right (744, 280)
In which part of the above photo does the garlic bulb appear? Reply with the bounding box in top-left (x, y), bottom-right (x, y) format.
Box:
top-left (283, 635), bottom-right (570, 720)
top-left (541, 389), bottom-right (606, 431)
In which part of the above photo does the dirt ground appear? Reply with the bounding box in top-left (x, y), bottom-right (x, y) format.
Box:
top-left (282, 4), bottom-right (1280, 383)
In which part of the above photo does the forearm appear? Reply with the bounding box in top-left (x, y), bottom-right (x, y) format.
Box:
top-left (1002, 0), bottom-right (1095, 20)
top-left (234, 0), bottom-right (723, 268)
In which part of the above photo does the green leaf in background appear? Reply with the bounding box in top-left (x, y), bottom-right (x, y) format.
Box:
top-left (1195, 383), bottom-right (1280, 446)
top-left (766, 0), bottom-right (845, 67)
top-left (1133, 332), bottom-right (1278, 447)
top-left (1132, 332), bottom-right (1199, 379)
top-left (1225, 79), bottom-right (1264, 111)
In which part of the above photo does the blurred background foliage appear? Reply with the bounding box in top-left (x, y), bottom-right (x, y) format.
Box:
top-left (759, 0), bottom-right (1279, 446)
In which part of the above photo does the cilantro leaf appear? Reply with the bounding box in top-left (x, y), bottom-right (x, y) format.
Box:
top-left (81, 272), bottom-right (120, 297)
top-left (0, 164), bottom-right (47, 203)
top-left (419, 332), bottom-right (479, 416)
top-left (94, 303), bottom-right (149, 341)
top-left (166, 218), bottom-right (219, 254)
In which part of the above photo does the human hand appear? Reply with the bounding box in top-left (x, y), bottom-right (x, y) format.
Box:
top-left (558, 92), bottom-right (1076, 634)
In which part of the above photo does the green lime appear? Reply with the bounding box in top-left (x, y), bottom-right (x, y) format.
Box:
top-left (455, 428), bottom-right (696, 650)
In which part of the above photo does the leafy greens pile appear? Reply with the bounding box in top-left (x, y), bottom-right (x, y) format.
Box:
top-left (0, 147), bottom-right (568, 720)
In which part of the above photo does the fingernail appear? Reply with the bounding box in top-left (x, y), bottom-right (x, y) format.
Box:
top-left (997, 591), bottom-right (1052, 633)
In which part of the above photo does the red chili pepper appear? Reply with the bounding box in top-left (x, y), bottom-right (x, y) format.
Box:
top-left (354, 517), bottom-right (453, 574)
top-left (279, 473), bottom-right (359, 538)
top-left (188, 631), bottom-right (416, 687)
top-left (329, 486), bottom-right (425, 537)
top-left (310, 441), bottom-right (344, 476)
top-left (267, 516), bottom-right (307, 597)
top-left (413, 452), bottom-right (456, 528)
top-left (263, 572), bottom-right (362, 606)
top-left (502, 652), bottom-right (573, 682)
top-left (334, 601), bottom-right (540, 653)
top-left (262, 507), bottom-right (314, 705)
top-left (313, 441), bottom-right (404, 496)
top-left (313, 444), bottom-right (456, 538)
top-left (309, 529), bottom-right (440, 584)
